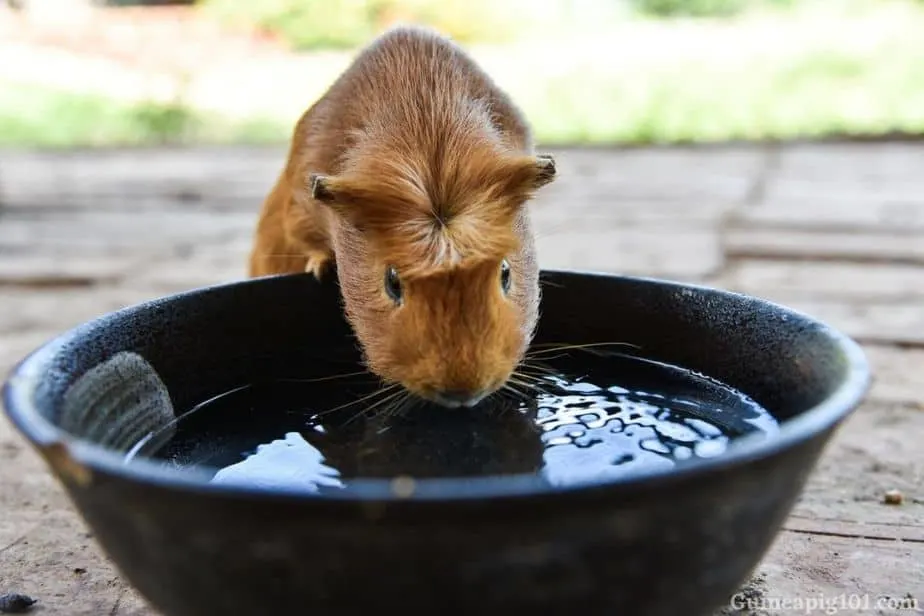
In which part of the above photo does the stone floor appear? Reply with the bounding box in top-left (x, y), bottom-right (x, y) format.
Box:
top-left (0, 142), bottom-right (922, 615)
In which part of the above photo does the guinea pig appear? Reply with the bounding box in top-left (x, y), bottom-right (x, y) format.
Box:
top-left (248, 25), bottom-right (557, 409)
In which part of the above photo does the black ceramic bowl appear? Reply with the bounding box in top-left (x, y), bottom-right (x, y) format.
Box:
top-left (3, 270), bottom-right (869, 616)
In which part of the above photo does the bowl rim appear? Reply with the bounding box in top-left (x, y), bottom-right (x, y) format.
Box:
top-left (2, 269), bottom-right (871, 504)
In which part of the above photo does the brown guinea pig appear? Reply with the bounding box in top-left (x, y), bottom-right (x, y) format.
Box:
top-left (248, 25), bottom-right (557, 409)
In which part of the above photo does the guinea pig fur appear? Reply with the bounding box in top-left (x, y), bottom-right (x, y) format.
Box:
top-left (248, 25), bottom-right (557, 409)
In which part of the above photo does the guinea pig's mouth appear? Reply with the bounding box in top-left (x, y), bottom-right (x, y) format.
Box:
top-left (418, 388), bottom-right (493, 409)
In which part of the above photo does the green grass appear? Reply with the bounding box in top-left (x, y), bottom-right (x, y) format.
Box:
top-left (0, 86), bottom-right (288, 148)
top-left (3, 0), bottom-right (924, 148)
top-left (199, 0), bottom-right (525, 51)
top-left (510, 41), bottom-right (924, 145)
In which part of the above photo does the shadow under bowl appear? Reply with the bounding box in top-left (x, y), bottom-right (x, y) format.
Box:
top-left (2, 270), bottom-right (869, 616)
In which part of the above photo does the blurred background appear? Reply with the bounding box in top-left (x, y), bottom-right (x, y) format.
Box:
top-left (2, 0), bottom-right (923, 147)
top-left (3, 2), bottom-right (924, 614)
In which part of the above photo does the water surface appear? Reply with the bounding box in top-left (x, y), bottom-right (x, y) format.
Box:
top-left (132, 352), bottom-right (779, 491)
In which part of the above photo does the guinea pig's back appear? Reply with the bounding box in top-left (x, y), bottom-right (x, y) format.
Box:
top-left (307, 25), bottom-right (534, 165)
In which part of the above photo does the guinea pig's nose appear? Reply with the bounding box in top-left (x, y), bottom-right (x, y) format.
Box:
top-left (432, 389), bottom-right (485, 409)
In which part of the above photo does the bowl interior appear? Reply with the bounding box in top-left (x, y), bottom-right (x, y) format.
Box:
top-left (3, 270), bottom-right (869, 500)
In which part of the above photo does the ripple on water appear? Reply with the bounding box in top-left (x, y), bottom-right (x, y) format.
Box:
top-left (131, 353), bottom-right (780, 492)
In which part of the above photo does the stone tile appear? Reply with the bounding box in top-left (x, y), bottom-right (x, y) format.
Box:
top-left (723, 227), bottom-right (924, 264)
top-left (531, 194), bottom-right (729, 227)
top-left (771, 142), bottom-right (924, 183)
top-left (0, 145), bottom-right (763, 212)
top-left (0, 210), bottom-right (258, 256)
top-left (535, 226), bottom-right (723, 281)
top-left (127, 241), bottom-right (251, 293)
top-left (0, 254), bottom-right (139, 286)
top-left (753, 531), bottom-right (924, 611)
top-left (790, 401), bottom-right (924, 525)
top-left (767, 299), bottom-right (923, 346)
top-left (740, 144), bottom-right (924, 232)
top-left (733, 199), bottom-right (924, 232)
top-left (0, 146), bottom-right (285, 211)
top-left (0, 330), bottom-right (67, 374)
top-left (713, 260), bottom-right (924, 344)
top-left (721, 260), bottom-right (924, 302)
top-left (539, 145), bottom-right (763, 204)
top-left (863, 345), bottom-right (924, 407)
top-left (0, 287), bottom-right (161, 335)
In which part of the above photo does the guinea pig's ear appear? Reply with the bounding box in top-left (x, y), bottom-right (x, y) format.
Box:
top-left (309, 174), bottom-right (338, 204)
top-left (497, 154), bottom-right (557, 203)
top-left (308, 173), bottom-right (359, 220)
top-left (533, 154), bottom-right (557, 188)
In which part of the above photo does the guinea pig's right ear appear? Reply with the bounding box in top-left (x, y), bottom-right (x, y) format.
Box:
top-left (308, 173), bottom-right (357, 221)
top-left (309, 174), bottom-right (337, 204)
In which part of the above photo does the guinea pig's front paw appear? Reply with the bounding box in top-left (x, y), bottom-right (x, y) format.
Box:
top-left (304, 251), bottom-right (331, 280)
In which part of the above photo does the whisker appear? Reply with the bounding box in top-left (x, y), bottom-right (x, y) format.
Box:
top-left (529, 341), bottom-right (641, 352)
top-left (362, 389), bottom-right (409, 417)
top-left (383, 392), bottom-right (415, 420)
top-left (510, 371), bottom-right (548, 385)
top-left (520, 359), bottom-right (558, 372)
top-left (343, 388), bottom-right (407, 426)
top-left (316, 383), bottom-right (400, 418)
top-left (518, 366), bottom-right (560, 386)
top-left (506, 377), bottom-right (540, 395)
top-left (275, 369), bottom-right (372, 384)
top-left (517, 372), bottom-right (556, 386)
top-left (511, 375), bottom-right (556, 398)
top-left (501, 384), bottom-right (532, 403)
top-left (485, 392), bottom-right (515, 417)
top-left (526, 341), bottom-right (641, 358)
top-left (507, 379), bottom-right (536, 393)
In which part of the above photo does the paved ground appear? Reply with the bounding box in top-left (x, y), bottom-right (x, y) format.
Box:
top-left (0, 142), bottom-right (922, 615)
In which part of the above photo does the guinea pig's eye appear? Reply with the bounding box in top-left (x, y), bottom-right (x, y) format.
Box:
top-left (500, 259), bottom-right (512, 295)
top-left (384, 266), bottom-right (403, 305)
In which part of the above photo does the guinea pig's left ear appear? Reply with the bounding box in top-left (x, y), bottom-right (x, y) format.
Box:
top-left (504, 154), bottom-right (557, 195)
top-left (533, 154), bottom-right (557, 188)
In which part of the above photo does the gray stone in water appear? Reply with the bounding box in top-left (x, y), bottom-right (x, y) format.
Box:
top-left (59, 351), bottom-right (175, 454)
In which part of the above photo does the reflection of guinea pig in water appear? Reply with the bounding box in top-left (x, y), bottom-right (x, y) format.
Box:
top-left (248, 25), bottom-right (557, 410)
top-left (325, 400), bottom-right (545, 479)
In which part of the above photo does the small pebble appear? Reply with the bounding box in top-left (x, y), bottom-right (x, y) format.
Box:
top-left (0, 593), bottom-right (37, 614)
top-left (883, 489), bottom-right (904, 505)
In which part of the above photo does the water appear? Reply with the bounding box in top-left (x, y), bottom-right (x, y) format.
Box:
top-left (131, 353), bottom-right (779, 492)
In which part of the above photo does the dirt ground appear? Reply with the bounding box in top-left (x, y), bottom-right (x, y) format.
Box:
top-left (1, 142), bottom-right (923, 614)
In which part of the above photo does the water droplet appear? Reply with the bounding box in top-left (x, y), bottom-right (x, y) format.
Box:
top-left (685, 418), bottom-right (722, 437)
top-left (575, 436), bottom-right (603, 449)
top-left (612, 453), bottom-right (634, 466)
top-left (655, 422), bottom-right (700, 443)
top-left (568, 382), bottom-right (602, 394)
top-left (694, 439), bottom-right (727, 458)
top-left (640, 439), bottom-right (671, 455)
